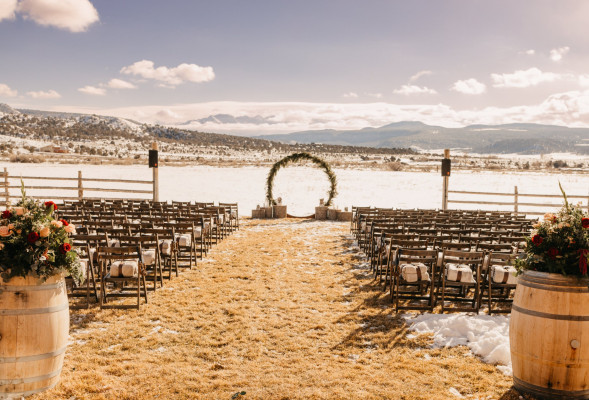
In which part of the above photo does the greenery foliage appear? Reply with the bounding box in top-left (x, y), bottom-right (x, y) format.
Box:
top-left (266, 152), bottom-right (338, 207)
top-left (515, 184), bottom-right (589, 276)
top-left (0, 186), bottom-right (83, 284)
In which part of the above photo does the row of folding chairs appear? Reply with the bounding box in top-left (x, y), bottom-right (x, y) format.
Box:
top-left (60, 199), bottom-right (239, 310)
top-left (386, 248), bottom-right (517, 314)
top-left (350, 207), bottom-right (530, 314)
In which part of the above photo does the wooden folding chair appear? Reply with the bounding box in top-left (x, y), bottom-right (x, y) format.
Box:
top-left (391, 248), bottom-right (438, 312)
top-left (66, 233), bottom-right (109, 309)
top-left (119, 235), bottom-right (164, 291)
top-left (98, 245), bottom-right (148, 310)
top-left (479, 252), bottom-right (518, 314)
top-left (438, 250), bottom-right (485, 313)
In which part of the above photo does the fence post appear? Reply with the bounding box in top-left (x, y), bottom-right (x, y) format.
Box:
top-left (442, 149), bottom-right (450, 211)
top-left (3, 167), bottom-right (8, 206)
top-left (514, 186), bottom-right (519, 215)
top-left (78, 171), bottom-right (83, 200)
top-left (152, 142), bottom-right (159, 202)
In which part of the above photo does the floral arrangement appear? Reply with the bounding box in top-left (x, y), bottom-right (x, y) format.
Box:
top-left (0, 188), bottom-right (83, 284)
top-left (516, 185), bottom-right (589, 276)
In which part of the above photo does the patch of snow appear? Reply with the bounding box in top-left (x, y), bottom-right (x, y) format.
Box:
top-left (404, 313), bottom-right (512, 375)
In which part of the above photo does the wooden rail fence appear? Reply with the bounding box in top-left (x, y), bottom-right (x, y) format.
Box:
top-left (448, 186), bottom-right (589, 216)
top-left (0, 168), bottom-right (154, 204)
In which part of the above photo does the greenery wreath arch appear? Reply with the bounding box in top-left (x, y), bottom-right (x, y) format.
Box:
top-left (266, 152), bottom-right (338, 207)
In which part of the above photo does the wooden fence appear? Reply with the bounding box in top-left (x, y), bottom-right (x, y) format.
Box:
top-left (448, 186), bottom-right (589, 216)
top-left (0, 168), bottom-right (154, 204)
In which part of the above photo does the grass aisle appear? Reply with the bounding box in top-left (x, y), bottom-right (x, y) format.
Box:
top-left (36, 219), bottom-right (520, 400)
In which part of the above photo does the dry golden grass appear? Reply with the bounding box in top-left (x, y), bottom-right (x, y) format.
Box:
top-left (34, 219), bottom-right (533, 400)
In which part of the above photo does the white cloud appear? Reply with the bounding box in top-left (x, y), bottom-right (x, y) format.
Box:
top-left (409, 70), bottom-right (433, 83)
top-left (491, 67), bottom-right (564, 88)
top-left (579, 75), bottom-right (589, 87)
top-left (343, 92), bottom-right (358, 98)
top-left (0, 83), bottom-right (17, 97)
top-left (26, 89), bottom-right (61, 99)
top-left (394, 85), bottom-right (437, 95)
top-left (0, 0), bottom-right (17, 21)
top-left (120, 60), bottom-right (215, 86)
top-left (17, 0), bottom-right (99, 32)
top-left (550, 46), bottom-right (570, 62)
top-left (107, 78), bottom-right (137, 89)
top-left (451, 78), bottom-right (486, 95)
top-left (520, 49), bottom-right (535, 55)
top-left (78, 85), bottom-right (106, 96)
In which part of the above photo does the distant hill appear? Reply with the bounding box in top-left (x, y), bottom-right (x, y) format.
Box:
top-left (0, 103), bottom-right (414, 157)
top-left (255, 121), bottom-right (589, 154)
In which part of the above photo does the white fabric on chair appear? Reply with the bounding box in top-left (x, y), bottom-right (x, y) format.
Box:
top-left (159, 239), bottom-right (173, 255)
top-left (490, 265), bottom-right (518, 285)
top-left (400, 262), bottom-right (430, 282)
top-left (177, 233), bottom-right (192, 247)
top-left (110, 260), bottom-right (139, 277)
top-left (142, 249), bottom-right (156, 266)
top-left (445, 263), bottom-right (475, 283)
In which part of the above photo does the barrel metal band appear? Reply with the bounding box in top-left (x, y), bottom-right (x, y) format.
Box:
top-left (0, 346), bottom-right (66, 363)
top-left (512, 304), bottom-right (589, 321)
top-left (519, 280), bottom-right (589, 293)
top-left (0, 367), bottom-right (62, 385)
top-left (514, 376), bottom-right (589, 399)
top-left (0, 380), bottom-right (59, 399)
top-left (0, 303), bottom-right (68, 316)
top-left (0, 280), bottom-right (65, 293)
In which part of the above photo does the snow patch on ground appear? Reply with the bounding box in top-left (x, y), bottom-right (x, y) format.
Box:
top-left (404, 313), bottom-right (512, 375)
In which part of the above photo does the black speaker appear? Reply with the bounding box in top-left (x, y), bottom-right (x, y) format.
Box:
top-left (441, 158), bottom-right (451, 176)
top-left (148, 150), bottom-right (158, 168)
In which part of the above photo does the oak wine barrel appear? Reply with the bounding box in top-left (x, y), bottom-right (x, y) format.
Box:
top-left (510, 270), bottom-right (589, 399)
top-left (0, 274), bottom-right (69, 399)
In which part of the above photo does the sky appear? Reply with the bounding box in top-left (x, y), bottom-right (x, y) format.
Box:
top-left (2, 0), bottom-right (589, 135)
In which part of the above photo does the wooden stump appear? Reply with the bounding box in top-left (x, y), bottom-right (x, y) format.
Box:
top-left (251, 209), bottom-right (266, 219)
top-left (315, 206), bottom-right (328, 220)
top-left (273, 205), bottom-right (287, 219)
top-left (326, 209), bottom-right (338, 220)
top-left (337, 211), bottom-right (353, 222)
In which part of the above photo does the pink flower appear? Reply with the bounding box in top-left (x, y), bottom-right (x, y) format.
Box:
top-left (64, 224), bottom-right (76, 234)
top-left (13, 207), bottom-right (24, 216)
top-left (50, 220), bottom-right (63, 228)
top-left (0, 226), bottom-right (11, 237)
top-left (39, 226), bottom-right (50, 238)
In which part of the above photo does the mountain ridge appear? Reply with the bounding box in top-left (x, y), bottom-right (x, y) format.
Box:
top-left (253, 121), bottom-right (589, 154)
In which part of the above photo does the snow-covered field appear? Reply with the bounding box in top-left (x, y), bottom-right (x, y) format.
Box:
top-left (4, 162), bottom-right (588, 216)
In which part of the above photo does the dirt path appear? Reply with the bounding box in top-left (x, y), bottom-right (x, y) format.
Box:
top-left (35, 218), bottom-right (519, 400)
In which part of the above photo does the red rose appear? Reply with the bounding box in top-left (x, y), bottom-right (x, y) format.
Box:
top-left (1, 210), bottom-right (11, 219)
top-left (532, 235), bottom-right (543, 245)
top-left (27, 231), bottom-right (40, 244)
top-left (547, 247), bottom-right (559, 259)
top-left (44, 201), bottom-right (58, 211)
top-left (582, 218), bottom-right (589, 229)
top-left (59, 243), bottom-right (72, 254)
top-left (59, 219), bottom-right (69, 226)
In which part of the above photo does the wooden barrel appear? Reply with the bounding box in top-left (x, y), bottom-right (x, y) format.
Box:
top-left (0, 274), bottom-right (69, 399)
top-left (510, 270), bottom-right (589, 399)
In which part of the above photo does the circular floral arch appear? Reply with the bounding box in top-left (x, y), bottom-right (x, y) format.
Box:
top-left (266, 152), bottom-right (338, 207)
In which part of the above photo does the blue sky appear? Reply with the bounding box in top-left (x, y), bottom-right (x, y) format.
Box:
top-left (2, 0), bottom-right (589, 135)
